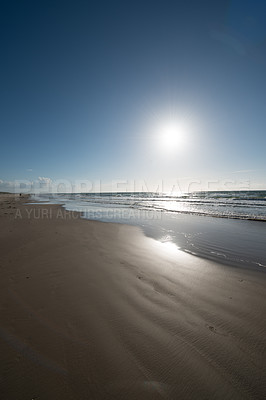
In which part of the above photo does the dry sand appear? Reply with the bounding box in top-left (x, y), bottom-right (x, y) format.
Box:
top-left (0, 194), bottom-right (266, 399)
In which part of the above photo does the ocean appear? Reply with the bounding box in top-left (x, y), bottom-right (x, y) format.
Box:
top-left (32, 190), bottom-right (266, 269)
top-left (33, 190), bottom-right (266, 221)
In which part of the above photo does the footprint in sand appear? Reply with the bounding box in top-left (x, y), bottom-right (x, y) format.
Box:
top-left (206, 324), bottom-right (229, 337)
top-left (208, 325), bottom-right (216, 333)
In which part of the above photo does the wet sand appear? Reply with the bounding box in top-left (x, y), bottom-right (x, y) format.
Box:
top-left (0, 194), bottom-right (266, 399)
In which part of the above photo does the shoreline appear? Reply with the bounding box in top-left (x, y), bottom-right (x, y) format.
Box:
top-left (29, 193), bottom-right (266, 271)
top-left (1, 194), bottom-right (266, 399)
top-left (31, 190), bottom-right (266, 222)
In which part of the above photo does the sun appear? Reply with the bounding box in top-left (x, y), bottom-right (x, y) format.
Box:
top-left (158, 120), bottom-right (187, 152)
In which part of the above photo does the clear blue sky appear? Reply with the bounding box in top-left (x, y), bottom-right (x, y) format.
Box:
top-left (0, 0), bottom-right (266, 192)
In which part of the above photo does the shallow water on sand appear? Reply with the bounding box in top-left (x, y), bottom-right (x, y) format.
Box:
top-left (31, 193), bottom-right (266, 270)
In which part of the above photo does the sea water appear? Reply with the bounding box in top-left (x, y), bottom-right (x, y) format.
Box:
top-left (31, 191), bottom-right (266, 269)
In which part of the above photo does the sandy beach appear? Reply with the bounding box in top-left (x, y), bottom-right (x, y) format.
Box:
top-left (0, 194), bottom-right (266, 399)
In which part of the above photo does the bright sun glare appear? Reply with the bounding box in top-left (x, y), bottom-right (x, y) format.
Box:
top-left (158, 120), bottom-right (188, 152)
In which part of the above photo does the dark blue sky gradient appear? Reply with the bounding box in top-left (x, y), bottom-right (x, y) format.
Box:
top-left (0, 0), bottom-right (266, 190)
